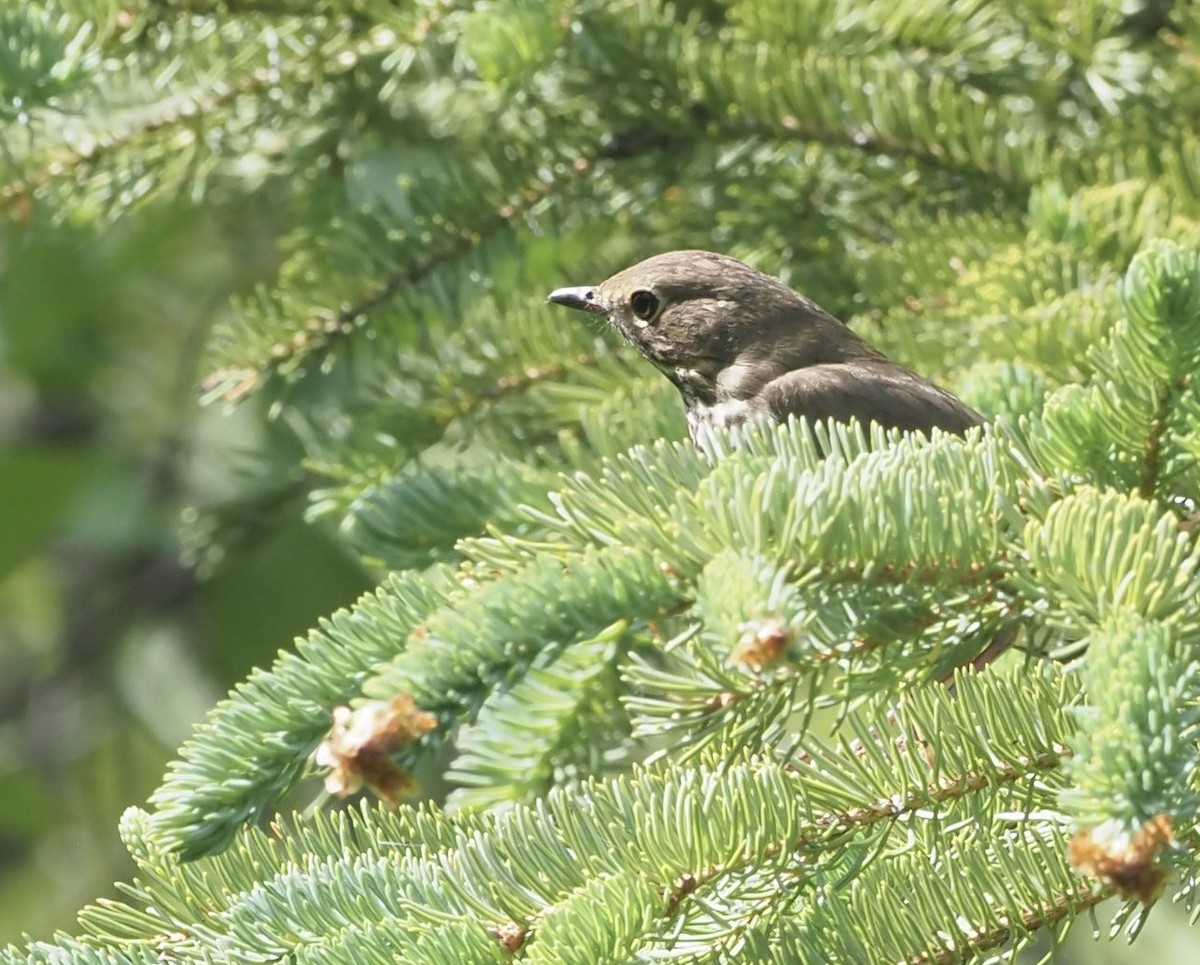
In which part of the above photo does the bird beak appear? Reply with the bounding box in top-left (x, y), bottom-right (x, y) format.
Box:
top-left (547, 286), bottom-right (607, 315)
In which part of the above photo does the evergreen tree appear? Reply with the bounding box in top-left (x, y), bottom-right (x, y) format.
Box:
top-left (3, 0), bottom-right (1200, 960)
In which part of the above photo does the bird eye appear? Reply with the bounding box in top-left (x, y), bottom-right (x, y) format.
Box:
top-left (630, 290), bottom-right (660, 321)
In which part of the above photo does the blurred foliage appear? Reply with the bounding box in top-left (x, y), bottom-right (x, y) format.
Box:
top-left (0, 140), bottom-right (371, 940)
top-left (1, 0), bottom-right (1200, 960)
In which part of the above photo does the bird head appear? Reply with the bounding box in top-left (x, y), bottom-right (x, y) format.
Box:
top-left (548, 250), bottom-right (868, 405)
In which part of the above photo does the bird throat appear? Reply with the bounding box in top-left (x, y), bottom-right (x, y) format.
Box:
top-left (664, 365), bottom-right (719, 407)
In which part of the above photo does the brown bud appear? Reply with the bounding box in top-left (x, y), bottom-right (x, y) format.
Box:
top-left (731, 618), bottom-right (790, 670)
top-left (1069, 815), bottom-right (1174, 903)
top-left (313, 694), bottom-right (438, 804)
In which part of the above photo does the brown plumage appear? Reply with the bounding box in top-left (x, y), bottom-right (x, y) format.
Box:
top-left (548, 250), bottom-right (982, 444)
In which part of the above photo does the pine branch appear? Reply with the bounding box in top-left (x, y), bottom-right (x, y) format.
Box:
top-left (147, 567), bottom-right (457, 857)
top-left (1034, 243), bottom-right (1200, 500)
top-left (2, 11), bottom-right (404, 216)
top-left (201, 153), bottom-right (606, 402)
top-left (69, 669), bottom-right (1093, 963)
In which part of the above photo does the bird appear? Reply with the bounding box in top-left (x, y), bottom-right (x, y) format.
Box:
top-left (547, 249), bottom-right (982, 444)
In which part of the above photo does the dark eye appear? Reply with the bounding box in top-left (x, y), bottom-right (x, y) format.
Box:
top-left (630, 290), bottom-right (660, 321)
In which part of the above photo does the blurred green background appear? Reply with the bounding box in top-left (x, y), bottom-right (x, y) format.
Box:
top-left (0, 198), bottom-right (371, 939)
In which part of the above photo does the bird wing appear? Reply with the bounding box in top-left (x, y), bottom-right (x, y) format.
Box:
top-left (758, 362), bottom-right (983, 435)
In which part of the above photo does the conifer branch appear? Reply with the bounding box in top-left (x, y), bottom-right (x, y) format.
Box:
top-left (201, 155), bottom-right (601, 402)
top-left (1, 18), bottom-right (399, 214)
top-left (1141, 383), bottom-right (1173, 498)
top-left (911, 884), bottom-right (1106, 965)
